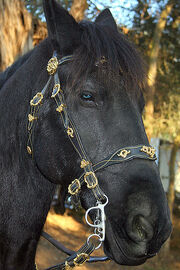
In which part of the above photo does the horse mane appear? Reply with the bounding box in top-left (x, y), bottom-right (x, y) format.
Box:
top-left (69, 21), bottom-right (147, 96)
top-left (0, 20), bottom-right (147, 98)
top-left (0, 50), bottom-right (33, 90)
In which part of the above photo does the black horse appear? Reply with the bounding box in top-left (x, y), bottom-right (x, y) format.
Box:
top-left (0, 1), bottom-right (172, 269)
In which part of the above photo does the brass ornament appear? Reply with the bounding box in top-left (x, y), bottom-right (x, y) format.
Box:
top-left (30, 92), bottom-right (43, 106)
top-left (117, 149), bottom-right (131, 158)
top-left (56, 104), bottom-right (66, 113)
top-left (65, 261), bottom-right (72, 270)
top-left (95, 56), bottom-right (107, 66)
top-left (99, 56), bottom-right (107, 64)
top-left (28, 114), bottom-right (37, 122)
top-left (67, 127), bottom-right (74, 138)
top-left (84, 171), bottom-right (98, 189)
top-left (47, 57), bottom-right (59, 75)
top-left (80, 159), bottom-right (90, 168)
top-left (51, 83), bottom-right (62, 98)
top-left (140, 146), bottom-right (156, 158)
top-left (27, 146), bottom-right (32, 155)
top-left (73, 253), bottom-right (89, 266)
top-left (68, 179), bottom-right (81, 195)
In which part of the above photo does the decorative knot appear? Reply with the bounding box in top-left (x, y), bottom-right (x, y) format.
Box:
top-left (47, 57), bottom-right (59, 75)
top-left (67, 127), bottom-right (74, 138)
top-left (56, 104), bottom-right (66, 113)
top-left (27, 146), bottom-right (32, 155)
top-left (80, 159), bottom-right (90, 168)
top-left (117, 149), bottom-right (131, 158)
top-left (65, 261), bottom-right (71, 270)
top-left (28, 114), bottom-right (37, 122)
top-left (140, 146), bottom-right (156, 158)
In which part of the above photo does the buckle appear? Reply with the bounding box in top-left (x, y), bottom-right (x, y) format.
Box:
top-left (51, 83), bottom-right (62, 98)
top-left (68, 179), bottom-right (81, 195)
top-left (30, 92), bottom-right (43, 106)
top-left (73, 253), bottom-right (89, 266)
top-left (84, 172), bottom-right (98, 189)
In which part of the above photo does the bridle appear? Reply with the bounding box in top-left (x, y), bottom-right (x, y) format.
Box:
top-left (27, 52), bottom-right (157, 270)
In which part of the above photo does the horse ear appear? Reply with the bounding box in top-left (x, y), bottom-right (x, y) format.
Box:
top-left (43, 0), bottom-right (81, 54)
top-left (95, 9), bottom-right (117, 31)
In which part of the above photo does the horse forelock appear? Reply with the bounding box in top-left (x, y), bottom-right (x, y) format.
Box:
top-left (67, 21), bottom-right (147, 98)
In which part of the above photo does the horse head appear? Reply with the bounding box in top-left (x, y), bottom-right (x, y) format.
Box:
top-left (30, 0), bottom-right (172, 266)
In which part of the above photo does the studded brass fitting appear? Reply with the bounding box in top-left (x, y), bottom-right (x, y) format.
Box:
top-left (47, 57), bottom-right (59, 75)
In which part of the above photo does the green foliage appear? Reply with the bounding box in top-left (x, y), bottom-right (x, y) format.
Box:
top-left (158, 1), bottom-right (180, 96)
top-left (128, 0), bottom-right (180, 141)
top-left (152, 94), bottom-right (180, 142)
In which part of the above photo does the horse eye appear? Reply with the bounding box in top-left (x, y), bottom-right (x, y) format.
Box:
top-left (81, 92), bottom-right (94, 102)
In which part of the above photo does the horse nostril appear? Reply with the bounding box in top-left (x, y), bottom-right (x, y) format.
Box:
top-left (127, 215), bottom-right (154, 243)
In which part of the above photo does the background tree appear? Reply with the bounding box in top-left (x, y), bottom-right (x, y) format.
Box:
top-left (0, 0), bottom-right (32, 71)
top-left (145, 0), bottom-right (174, 139)
top-left (24, 0), bottom-right (88, 21)
top-left (24, 0), bottom-right (73, 19)
top-left (70, 0), bottom-right (88, 21)
top-left (128, 0), bottom-right (179, 135)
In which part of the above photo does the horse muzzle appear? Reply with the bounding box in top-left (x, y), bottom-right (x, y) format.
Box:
top-left (103, 198), bottom-right (172, 266)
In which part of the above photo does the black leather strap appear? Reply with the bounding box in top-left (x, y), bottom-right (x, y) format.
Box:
top-left (44, 240), bottom-right (95, 270)
top-left (93, 145), bottom-right (157, 171)
top-left (68, 145), bottom-right (157, 199)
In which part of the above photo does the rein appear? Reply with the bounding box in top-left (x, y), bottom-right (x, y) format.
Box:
top-left (27, 52), bottom-right (157, 270)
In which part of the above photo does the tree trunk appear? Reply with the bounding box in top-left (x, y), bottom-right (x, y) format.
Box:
top-left (0, 0), bottom-right (32, 71)
top-left (145, 1), bottom-right (174, 139)
top-left (159, 142), bottom-right (178, 257)
top-left (70, 0), bottom-right (88, 22)
top-left (168, 143), bottom-right (178, 220)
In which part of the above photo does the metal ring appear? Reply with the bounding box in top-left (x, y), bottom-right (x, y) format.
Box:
top-left (84, 171), bottom-right (98, 189)
top-left (87, 234), bottom-right (102, 250)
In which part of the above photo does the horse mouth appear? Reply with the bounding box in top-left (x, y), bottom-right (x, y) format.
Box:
top-left (103, 241), bottom-right (147, 266)
top-left (103, 219), bottom-right (156, 266)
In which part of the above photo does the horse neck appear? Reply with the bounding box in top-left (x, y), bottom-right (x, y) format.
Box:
top-left (0, 39), bottom-right (53, 161)
top-left (0, 50), bottom-right (33, 90)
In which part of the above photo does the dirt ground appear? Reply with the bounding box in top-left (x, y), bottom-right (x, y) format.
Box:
top-left (36, 210), bottom-right (180, 270)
